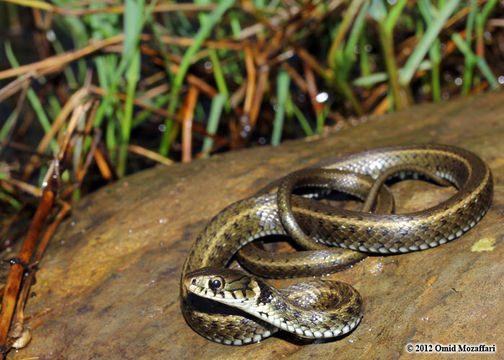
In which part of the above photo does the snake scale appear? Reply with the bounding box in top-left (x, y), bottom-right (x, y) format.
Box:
top-left (180, 144), bottom-right (493, 345)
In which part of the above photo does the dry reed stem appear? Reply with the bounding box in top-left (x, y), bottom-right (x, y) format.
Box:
top-left (93, 147), bottom-right (115, 181)
top-left (0, 35), bottom-right (124, 80)
top-left (21, 87), bottom-right (89, 182)
top-left (303, 63), bottom-right (324, 116)
top-left (281, 62), bottom-right (308, 93)
top-left (0, 176), bottom-right (57, 357)
top-left (372, 96), bottom-right (391, 115)
top-left (249, 66), bottom-right (269, 130)
top-left (0, 83), bottom-right (30, 159)
top-left (140, 71), bottom-right (166, 88)
top-left (181, 86), bottom-right (199, 163)
top-left (444, 0), bottom-right (488, 29)
top-left (128, 145), bottom-right (174, 166)
top-left (58, 101), bottom-right (92, 161)
top-left (139, 84), bottom-right (170, 101)
top-left (76, 129), bottom-right (102, 182)
top-left (0, 72), bottom-right (35, 102)
top-left (40, 87), bottom-right (89, 155)
top-left (73, 102), bottom-right (103, 182)
top-left (229, 81), bottom-right (247, 110)
top-left (3, 179), bottom-right (41, 198)
top-left (156, 35), bottom-right (245, 51)
top-left (135, 44), bottom-right (219, 98)
top-left (2, 0), bottom-right (215, 16)
top-left (292, 43), bottom-right (333, 80)
top-left (243, 45), bottom-right (256, 115)
top-left (363, 83), bottom-right (388, 113)
top-left (8, 202), bottom-right (71, 351)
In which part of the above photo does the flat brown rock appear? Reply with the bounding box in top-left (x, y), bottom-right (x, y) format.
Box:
top-left (10, 92), bottom-right (504, 359)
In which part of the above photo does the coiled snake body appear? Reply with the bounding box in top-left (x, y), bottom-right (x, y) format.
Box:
top-left (181, 144), bottom-right (493, 345)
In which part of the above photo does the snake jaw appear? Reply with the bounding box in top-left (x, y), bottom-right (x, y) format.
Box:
top-left (184, 267), bottom-right (260, 304)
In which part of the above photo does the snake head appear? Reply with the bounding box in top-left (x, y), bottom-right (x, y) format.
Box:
top-left (184, 267), bottom-right (260, 304)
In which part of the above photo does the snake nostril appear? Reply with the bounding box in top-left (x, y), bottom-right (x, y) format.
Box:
top-left (191, 279), bottom-right (196, 285)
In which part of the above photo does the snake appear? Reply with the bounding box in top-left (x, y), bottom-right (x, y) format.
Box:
top-left (180, 144), bottom-right (493, 345)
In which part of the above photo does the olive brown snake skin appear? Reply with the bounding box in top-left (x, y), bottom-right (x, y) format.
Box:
top-left (180, 144), bottom-right (493, 345)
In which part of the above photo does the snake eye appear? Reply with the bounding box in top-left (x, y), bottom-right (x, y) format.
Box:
top-left (208, 277), bottom-right (224, 290)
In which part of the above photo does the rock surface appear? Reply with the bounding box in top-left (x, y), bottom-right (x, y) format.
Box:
top-left (10, 92), bottom-right (504, 359)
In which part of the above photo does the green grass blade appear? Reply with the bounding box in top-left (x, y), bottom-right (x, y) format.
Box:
top-left (353, 72), bottom-right (389, 87)
top-left (49, 34), bottom-right (78, 88)
top-left (202, 93), bottom-right (227, 156)
top-left (327, 0), bottom-right (366, 70)
top-left (124, 0), bottom-right (144, 57)
top-left (118, 48), bottom-right (140, 177)
top-left (400, 0), bottom-right (460, 86)
top-left (451, 33), bottom-right (498, 89)
top-left (359, 34), bottom-right (371, 85)
top-left (385, 0), bottom-right (408, 34)
top-left (475, 57), bottom-right (499, 89)
top-left (369, 0), bottom-right (387, 22)
top-left (353, 60), bottom-right (433, 87)
top-left (316, 109), bottom-right (326, 134)
top-left (4, 41), bottom-right (59, 153)
top-left (451, 33), bottom-right (473, 58)
top-left (341, 0), bottom-right (370, 76)
top-left (479, 0), bottom-right (499, 23)
top-left (117, 0), bottom-right (147, 176)
top-left (0, 111), bottom-right (17, 145)
top-left (132, 95), bottom-right (170, 128)
top-left (465, 0), bottom-right (477, 46)
top-left (418, 0), bottom-right (442, 101)
top-left (229, 12), bottom-right (242, 38)
top-left (160, 0), bottom-right (234, 156)
top-left (271, 71), bottom-right (290, 146)
top-left (0, 189), bottom-right (22, 209)
top-left (209, 49), bottom-right (229, 106)
top-left (460, 0), bottom-right (478, 94)
top-left (288, 97), bottom-right (314, 136)
top-left (106, 117), bottom-right (117, 164)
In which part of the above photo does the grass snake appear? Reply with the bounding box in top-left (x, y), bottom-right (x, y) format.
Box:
top-left (180, 144), bottom-right (493, 345)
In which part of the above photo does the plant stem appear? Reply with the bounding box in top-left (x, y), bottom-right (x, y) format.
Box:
top-left (378, 22), bottom-right (408, 109)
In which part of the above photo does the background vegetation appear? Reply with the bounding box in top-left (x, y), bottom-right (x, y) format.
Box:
top-left (1, 0), bottom-right (503, 239)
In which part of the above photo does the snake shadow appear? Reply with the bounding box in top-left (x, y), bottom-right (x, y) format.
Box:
top-left (274, 326), bottom-right (358, 346)
top-left (184, 293), bottom-right (360, 346)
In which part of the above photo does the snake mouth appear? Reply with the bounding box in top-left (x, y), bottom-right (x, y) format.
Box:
top-left (185, 277), bottom-right (227, 299)
top-left (184, 268), bottom-right (258, 304)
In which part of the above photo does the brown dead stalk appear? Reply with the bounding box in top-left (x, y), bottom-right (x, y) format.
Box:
top-left (0, 35), bottom-right (124, 81)
top-left (8, 201), bottom-right (72, 351)
top-left (0, 174), bottom-right (57, 358)
top-left (181, 86), bottom-right (200, 163)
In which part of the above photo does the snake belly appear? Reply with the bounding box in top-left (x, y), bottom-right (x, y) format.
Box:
top-left (180, 144), bottom-right (493, 345)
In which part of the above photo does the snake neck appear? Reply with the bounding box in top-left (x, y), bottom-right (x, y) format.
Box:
top-left (181, 193), bottom-right (286, 277)
top-left (230, 278), bottom-right (362, 339)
